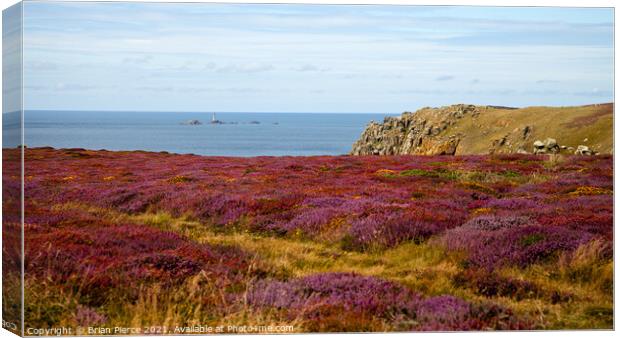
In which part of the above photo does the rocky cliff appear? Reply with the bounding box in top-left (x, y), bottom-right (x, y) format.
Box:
top-left (351, 103), bottom-right (613, 156)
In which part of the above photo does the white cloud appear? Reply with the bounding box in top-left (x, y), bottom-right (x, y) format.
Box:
top-left (435, 75), bottom-right (455, 81)
top-left (291, 64), bottom-right (331, 72)
top-left (25, 61), bottom-right (58, 71)
top-left (215, 63), bottom-right (274, 74)
top-left (122, 55), bottom-right (152, 64)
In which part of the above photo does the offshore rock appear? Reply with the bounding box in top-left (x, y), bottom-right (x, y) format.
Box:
top-left (182, 119), bottom-right (202, 125)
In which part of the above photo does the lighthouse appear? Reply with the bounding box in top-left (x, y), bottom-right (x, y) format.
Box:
top-left (210, 112), bottom-right (224, 124)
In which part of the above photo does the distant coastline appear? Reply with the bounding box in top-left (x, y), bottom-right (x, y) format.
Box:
top-left (5, 111), bottom-right (394, 157)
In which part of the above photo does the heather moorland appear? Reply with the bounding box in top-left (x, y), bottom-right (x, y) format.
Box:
top-left (3, 147), bottom-right (613, 332)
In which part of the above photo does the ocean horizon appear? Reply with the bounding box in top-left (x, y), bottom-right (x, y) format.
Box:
top-left (3, 110), bottom-right (395, 156)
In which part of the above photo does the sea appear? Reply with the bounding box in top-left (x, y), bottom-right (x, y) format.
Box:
top-left (3, 111), bottom-right (394, 156)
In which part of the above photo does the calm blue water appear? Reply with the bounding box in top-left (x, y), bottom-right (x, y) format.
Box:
top-left (7, 111), bottom-right (393, 156)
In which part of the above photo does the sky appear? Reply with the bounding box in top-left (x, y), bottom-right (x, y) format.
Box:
top-left (9, 2), bottom-right (615, 113)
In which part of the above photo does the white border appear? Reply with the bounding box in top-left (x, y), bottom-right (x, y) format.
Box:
top-left (3, 0), bottom-right (617, 6)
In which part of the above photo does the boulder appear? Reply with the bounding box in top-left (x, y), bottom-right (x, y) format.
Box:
top-left (533, 140), bottom-right (546, 154)
top-left (575, 145), bottom-right (594, 156)
top-left (544, 138), bottom-right (560, 153)
top-left (533, 138), bottom-right (561, 154)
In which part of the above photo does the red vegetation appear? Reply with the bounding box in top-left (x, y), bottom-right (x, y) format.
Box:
top-left (2, 148), bottom-right (612, 331)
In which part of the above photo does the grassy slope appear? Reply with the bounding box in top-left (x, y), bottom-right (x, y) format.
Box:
top-left (446, 103), bottom-right (613, 155)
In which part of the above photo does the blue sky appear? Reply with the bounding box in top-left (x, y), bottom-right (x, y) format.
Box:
top-left (14, 2), bottom-right (615, 113)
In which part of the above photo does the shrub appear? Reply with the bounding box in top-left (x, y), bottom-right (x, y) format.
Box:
top-left (247, 272), bottom-right (531, 331)
top-left (74, 305), bottom-right (107, 326)
top-left (345, 211), bottom-right (439, 251)
top-left (440, 216), bottom-right (594, 270)
top-left (277, 207), bottom-right (345, 236)
top-left (25, 223), bottom-right (253, 305)
top-left (467, 226), bottom-right (594, 270)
